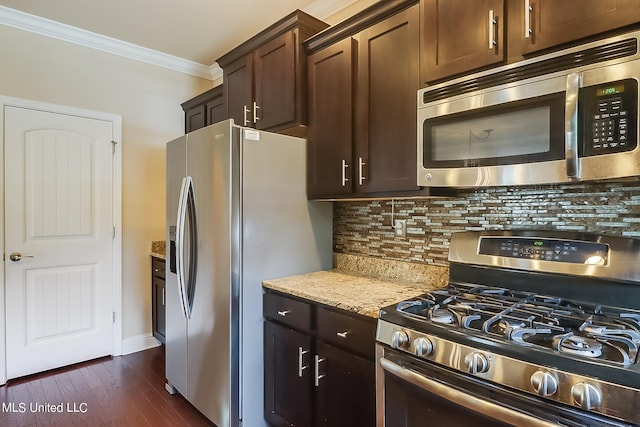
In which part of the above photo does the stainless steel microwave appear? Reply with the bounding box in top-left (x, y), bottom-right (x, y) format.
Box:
top-left (417, 30), bottom-right (640, 188)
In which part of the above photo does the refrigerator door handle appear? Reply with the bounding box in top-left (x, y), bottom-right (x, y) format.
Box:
top-left (175, 176), bottom-right (191, 319)
top-left (184, 176), bottom-right (198, 319)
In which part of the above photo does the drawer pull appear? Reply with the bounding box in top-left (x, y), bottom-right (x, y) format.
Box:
top-left (277, 310), bottom-right (291, 317)
top-left (336, 331), bottom-right (349, 338)
top-left (314, 355), bottom-right (325, 387)
top-left (298, 347), bottom-right (309, 378)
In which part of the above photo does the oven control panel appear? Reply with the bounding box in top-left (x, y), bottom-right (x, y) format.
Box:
top-left (478, 237), bottom-right (609, 265)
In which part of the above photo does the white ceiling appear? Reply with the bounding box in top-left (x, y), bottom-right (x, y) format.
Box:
top-left (0, 0), bottom-right (361, 71)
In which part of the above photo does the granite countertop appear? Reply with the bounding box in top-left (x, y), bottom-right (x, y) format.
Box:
top-left (263, 258), bottom-right (448, 318)
top-left (151, 241), bottom-right (166, 260)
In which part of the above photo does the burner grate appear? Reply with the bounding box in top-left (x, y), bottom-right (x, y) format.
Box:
top-left (395, 284), bottom-right (640, 367)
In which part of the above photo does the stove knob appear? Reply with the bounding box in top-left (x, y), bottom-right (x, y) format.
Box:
top-left (530, 371), bottom-right (558, 397)
top-left (464, 352), bottom-right (489, 374)
top-left (571, 383), bottom-right (601, 410)
top-left (391, 330), bottom-right (410, 349)
top-left (413, 337), bottom-right (434, 358)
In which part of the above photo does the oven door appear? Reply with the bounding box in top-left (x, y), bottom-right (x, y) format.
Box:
top-left (375, 344), bottom-right (630, 427)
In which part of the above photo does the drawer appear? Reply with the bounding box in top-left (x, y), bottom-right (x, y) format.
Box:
top-left (263, 292), bottom-right (312, 333)
top-left (316, 306), bottom-right (376, 359)
top-left (152, 257), bottom-right (165, 279)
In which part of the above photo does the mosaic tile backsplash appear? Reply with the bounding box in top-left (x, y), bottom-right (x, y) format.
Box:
top-left (334, 181), bottom-right (640, 268)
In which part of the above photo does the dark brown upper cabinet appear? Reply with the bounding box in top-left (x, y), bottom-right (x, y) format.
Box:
top-left (181, 85), bottom-right (225, 133)
top-left (306, 38), bottom-right (354, 197)
top-left (520, 0), bottom-right (640, 55)
top-left (421, 0), bottom-right (640, 83)
top-left (421, 0), bottom-right (505, 84)
top-left (355, 5), bottom-right (421, 194)
top-left (306, 0), bottom-right (428, 199)
top-left (217, 10), bottom-right (328, 136)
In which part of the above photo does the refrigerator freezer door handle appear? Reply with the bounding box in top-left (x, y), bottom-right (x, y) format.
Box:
top-left (175, 176), bottom-right (190, 319)
top-left (184, 176), bottom-right (198, 319)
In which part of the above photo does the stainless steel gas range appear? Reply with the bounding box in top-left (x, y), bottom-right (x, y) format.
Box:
top-left (376, 230), bottom-right (640, 427)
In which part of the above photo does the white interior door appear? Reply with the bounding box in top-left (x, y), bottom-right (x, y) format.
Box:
top-left (4, 105), bottom-right (115, 379)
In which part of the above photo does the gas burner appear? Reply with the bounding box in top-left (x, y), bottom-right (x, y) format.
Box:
top-left (496, 319), bottom-right (525, 335)
top-left (429, 307), bottom-right (455, 324)
top-left (483, 317), bottom-right (526, 336)
top-left (553, 333), bottom-right (603, 358)
top-left (397, 300), bottom-right (425, 312)
top-left (395, 296), bottom-right (437, 319)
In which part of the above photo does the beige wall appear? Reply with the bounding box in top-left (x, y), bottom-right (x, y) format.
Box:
top-left (0, 24), bottom-right (212, 348)
top-left (325, 0), bottom-right (379, 25)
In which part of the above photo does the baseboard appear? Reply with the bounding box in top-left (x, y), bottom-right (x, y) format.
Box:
top-left (121, 333), bottom-right (161, 355)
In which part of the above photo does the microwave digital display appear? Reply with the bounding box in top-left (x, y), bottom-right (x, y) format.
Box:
top-left (597, 84), bottom-right (625, 97)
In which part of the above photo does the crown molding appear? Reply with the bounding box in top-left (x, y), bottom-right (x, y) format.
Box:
top-left (0, 5), bottom-right (218, 81)
top-left (0, 1), bottom-right (362, 83)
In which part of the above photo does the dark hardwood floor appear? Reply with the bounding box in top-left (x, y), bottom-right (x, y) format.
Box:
top-left (0, 346), bottom-right (214, 427)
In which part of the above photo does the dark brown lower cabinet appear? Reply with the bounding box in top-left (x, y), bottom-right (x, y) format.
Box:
top-left (264, 291), bottom-right (376, 427)
top-left (315, 341), bottom-right (375, 427)
top-left (264, 321), bottom-right (313, 427)
top-left (151, 256), bottom-right (166, 343)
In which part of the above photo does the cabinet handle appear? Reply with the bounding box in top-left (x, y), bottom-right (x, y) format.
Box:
top-left (524, 0), bottom-right (532, 39)
top-left (358, 157), bottom-right (366, 185)
top-left (253, 101), bottom-right (260, 123)
top-left (314, 355), bottom-right (325, 387)
top-left (488, 10), bottom-right (497, 49)
top-left (341, 160), bottom-right (350, 187)
top-left (162, 288), bottom-right (165, 306)
top-left (277, 310), bottom-right (291, 317)
top-left (243, 105), bottom-right (250, 126)
top-left (298, 347), bottom-right (309, 378)
top-left (336, 331), bottom-right (349, 338)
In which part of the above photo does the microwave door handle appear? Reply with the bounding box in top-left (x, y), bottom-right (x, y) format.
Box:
top-left (565, 72), bottom-right (581, 179)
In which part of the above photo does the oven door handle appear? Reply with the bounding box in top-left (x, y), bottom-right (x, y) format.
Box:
top-left (379, 358), bottom-right (558, 427)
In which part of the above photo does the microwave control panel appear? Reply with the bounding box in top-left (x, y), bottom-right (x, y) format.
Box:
top-left (581, 78), bottom-right (637, 157)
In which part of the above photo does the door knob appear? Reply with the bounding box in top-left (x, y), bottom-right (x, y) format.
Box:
top-left (9, 252), bottom-right (34, 262)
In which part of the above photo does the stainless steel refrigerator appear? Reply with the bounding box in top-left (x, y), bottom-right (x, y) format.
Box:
top-left (165, 119), bottom-right (332, 427)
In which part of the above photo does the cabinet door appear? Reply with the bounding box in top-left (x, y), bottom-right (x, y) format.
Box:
top-left (151, 257), bottom-right (166, 343)
top-left (264, 321), bottom-right (313, 427)
top-left (185, 105), bottom-right (206, 133)
top-left (255, 30), bottom-right (297, 131)
top-left (315, 341), bottom-right (376, 427)
top-left (355, 4), bottom-right (421, 193)
top-left (224, 55), bottom-right (254, 127)
top-left (421, 0), bottom-right (505, 83)
top-left (206, 93), bottom-right (226, 126)
top-left (521, 0), bottom-right (640, 54)
top-left (307, 38), bottom-right (354, 198)
top-left (152, 276), bottom-right (166, 342)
